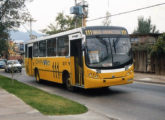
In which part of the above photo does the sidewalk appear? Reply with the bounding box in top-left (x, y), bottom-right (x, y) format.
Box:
top-left (0, 88), bottom-right (116, 120)
top-left (134, 72), bottom-right (165, 85)
top-left (0, 88), bottom-right (51, 120)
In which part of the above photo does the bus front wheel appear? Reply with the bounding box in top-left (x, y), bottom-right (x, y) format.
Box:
top-left (65, 75), bottom-right (74, 91)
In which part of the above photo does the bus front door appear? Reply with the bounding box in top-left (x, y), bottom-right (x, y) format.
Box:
top-left (70, 39), bottom-right (84, 86)
top-left (27, 46), bottom-right (33, 76)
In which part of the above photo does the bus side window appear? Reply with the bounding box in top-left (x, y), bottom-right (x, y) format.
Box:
top-left (57, 36), bottom-right (69, 56)
top-left (39, 40), bottom-right (46, 57)
top-left (47, 38), bottom-right (56, 56)
top-left (33, 42), bottom-right (39, 57)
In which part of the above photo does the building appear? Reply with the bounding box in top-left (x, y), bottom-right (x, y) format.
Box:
top-left (8, 40), bottom-right (24, 63)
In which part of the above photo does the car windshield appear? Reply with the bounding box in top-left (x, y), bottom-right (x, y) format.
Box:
top-left (0, 61), bottom-right (5, 65)
top-left (86, 36), bottom-right (132, 68)
top-left (7, 60), bottom-right (19, 65)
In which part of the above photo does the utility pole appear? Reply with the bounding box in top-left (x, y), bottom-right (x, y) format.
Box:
top-left (27, 17), bottom-right (36, 40)
top-left (75, 0), bottom-right (77, 28)
top-left (108, 0), bottom-right (109, 10)
top-left (70, 0), bottom-right (88, 27)
top-left (82, 0), bottom-right (85, 27)
top-left (75, 0), bottom-right (77, 5)
top-left (81, 0), bottom-right (88, 27)
top-left (103, 0), bottom-right (111, 26)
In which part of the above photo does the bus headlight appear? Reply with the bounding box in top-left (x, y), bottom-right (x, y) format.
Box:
top-left (89, 73), bottom-right (92, 78)
top-left (94, 74), bottom-right (99, 79)
top-left (127, 70), bottom-right (133, 76)
top-left (127, 72), bottom-right (130, 76)
top-left (88, 73), bottom-right (99, 79)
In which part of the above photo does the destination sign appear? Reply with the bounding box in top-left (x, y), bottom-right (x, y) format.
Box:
top-left (84, 29), bottom-right (127, 36)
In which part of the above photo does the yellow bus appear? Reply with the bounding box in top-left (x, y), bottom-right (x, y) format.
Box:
top-left (25, 26), bottom-right (134, 90)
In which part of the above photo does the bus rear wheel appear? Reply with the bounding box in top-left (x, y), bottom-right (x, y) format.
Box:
top-left (35, 70), bottom-right (40, 83)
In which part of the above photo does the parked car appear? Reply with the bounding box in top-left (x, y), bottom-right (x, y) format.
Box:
top-left (5, 60), bottom-right (22, 73)
top-left (0, 60), bottom-right (6, 69)
top-left (0, 59), bottom-right (7, 64)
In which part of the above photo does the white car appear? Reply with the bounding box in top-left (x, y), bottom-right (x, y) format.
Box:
top-left (5, 60), bottom-right (22, 73)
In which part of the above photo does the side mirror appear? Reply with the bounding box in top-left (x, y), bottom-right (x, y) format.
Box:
top-left (81, 44), bottom-right (86, 51)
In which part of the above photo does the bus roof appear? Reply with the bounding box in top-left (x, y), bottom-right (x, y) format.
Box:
top-left (25, 26), bottom-right (127, 44)
top-left (25, 27), bottom-right (83, 44)
top-left (83, 26), bottom-right (127, 30)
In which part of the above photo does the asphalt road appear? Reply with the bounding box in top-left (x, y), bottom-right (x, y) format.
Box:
top-left (0, 69), bottom-right (165, 120)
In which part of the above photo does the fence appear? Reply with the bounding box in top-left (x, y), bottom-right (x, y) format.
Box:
top-left (133, 51), bottom-right (165, 75)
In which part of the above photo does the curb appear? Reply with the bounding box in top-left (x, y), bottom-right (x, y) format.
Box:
top-left (88, 108), bottom-right (119, 120)
top-left (134, 79), bottom-right (165, 85)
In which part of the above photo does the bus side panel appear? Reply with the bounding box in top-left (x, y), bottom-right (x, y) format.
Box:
top-left (32, 57), bottom-right (71, 84)
top-left (25, 58), bottom-right (34, 76)
top-left (25, 58), bottom-right (29, 75)
top-left (70, 57), bottom-right (76, 86)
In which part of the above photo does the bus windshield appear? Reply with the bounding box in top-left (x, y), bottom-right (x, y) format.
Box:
top-left (86, 36), bottom-right (132, 68)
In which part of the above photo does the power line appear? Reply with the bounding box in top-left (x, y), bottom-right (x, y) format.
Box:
top-left (87, 2), bottom-right (165, 22)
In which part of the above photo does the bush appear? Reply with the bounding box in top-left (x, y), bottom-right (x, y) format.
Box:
top-left (150, 33), bottom-right (165, 57)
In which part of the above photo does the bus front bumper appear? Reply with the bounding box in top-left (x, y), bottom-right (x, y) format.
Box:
top-left (84, 74), bottom-right (134, 89)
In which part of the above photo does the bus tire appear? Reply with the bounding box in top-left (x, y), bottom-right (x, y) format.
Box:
top-left (35, 69), bottom-right (40, 83)
top-left (66, 76), bottom-right (74, 91)
top-left (63, 71), bottom-right (74, 91)
top-left (102, 86), bottom-right (110, 90)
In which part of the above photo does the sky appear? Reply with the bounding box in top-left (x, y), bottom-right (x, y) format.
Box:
top-left (21, 0), bottom-right (165, 34)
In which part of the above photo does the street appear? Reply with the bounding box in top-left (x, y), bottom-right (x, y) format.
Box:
top-left (0, 69), bottom-right (165, 120)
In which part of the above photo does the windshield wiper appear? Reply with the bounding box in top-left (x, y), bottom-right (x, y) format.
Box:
top-left (112, 37), bottom-right (120, 54)
top-left (113, 61), bottom-right (120, 66)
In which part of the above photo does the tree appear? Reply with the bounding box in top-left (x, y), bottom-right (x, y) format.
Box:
top-left (102, 11), bottom-right (111, 26)
top-left (0, 0), bottom-right (31, 58)
top-left (134, 16), bottom-right (159, 34)
top-left (0, 22), bottom-right (9, 58)
top-left (149, 33), bottom-right (165, 57)
top-left (0, 0), bottom-right (31, 29)
top-left (0, 24), bottom-right (9, 58)
top-left (42, 12), bottom-right (82, 35)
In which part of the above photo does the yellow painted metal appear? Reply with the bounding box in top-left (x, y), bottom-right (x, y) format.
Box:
top-left (25, 58), bottom-right (33, 76)
top-left (83, 63), bottom-right (134, 89)
top-left (25, 56), bottom-right (134, 89)
top-left (25, 57), bottom-right (72, 84)
top-left (70, 57), bottom-right (75, 85)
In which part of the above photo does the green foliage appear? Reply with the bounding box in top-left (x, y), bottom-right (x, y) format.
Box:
top-left (102, 11), bottom-right (111, 26)
top-left (0, 23), bottom-right (9, 58)
top-left (0, 0), bottom-right (31, 58)
top-left (42, 12), bottom-right (82, 35)
top-left (134, 16), bottom-right (159, 34)
top-left (149, 33), bottom-right (165, 57)
top-left (0, 75), bottom-right (87, 115)
top-left (0, 39), bottom-right (9, 58)
top-left (0, 0), bottom-right (31, 29)
top-left (132, 43), bottom-right (152, 52)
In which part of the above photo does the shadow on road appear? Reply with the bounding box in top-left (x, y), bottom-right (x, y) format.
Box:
top-left (0, 69), bottom-right (129, 97)
top-left (34, 80), bottom-right (128, 97)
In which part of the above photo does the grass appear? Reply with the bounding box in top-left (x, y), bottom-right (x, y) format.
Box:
top-left (0, 75), bottom-right (87, 115)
